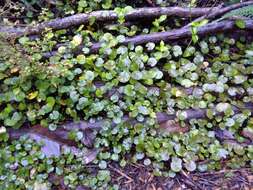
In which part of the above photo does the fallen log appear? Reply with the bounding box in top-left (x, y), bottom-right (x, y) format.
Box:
top-left (0, 6), bottom-right (214, 37)
top-left (8, 102), bottom-right (253, 138)
top-left (43, 19), bottom-right (253, 58)
top-left (7, 102), bottom-right (252, 156)
top-left (89, 19), bottom-right (253, 53)
top-left (156, 103), bottom-right (253, 123)
top-left (2, 1), bottom-right (252, 37)
top-left (8, 124), bottom-right (96, 148)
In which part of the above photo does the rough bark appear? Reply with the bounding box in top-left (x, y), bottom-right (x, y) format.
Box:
top-left (0, 6), bottom-right (213, 37)
top-left (2, 1), bottom-right (253, 37)
top-left (205, 0), bottom-right (253, 20)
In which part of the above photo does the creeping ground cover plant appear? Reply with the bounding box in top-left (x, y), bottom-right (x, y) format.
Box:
top-left (0, 0), bottom-right (253, 189)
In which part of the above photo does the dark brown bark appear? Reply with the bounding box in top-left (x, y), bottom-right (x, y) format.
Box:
top-left (1, 1), bottom-right (252, 38)
top-left (8, 125), bottom-right (73, 144)
top-left (8, 103), bottom-right (253, 138)
top-left (8, 125), bottom-right (99, 163)
top-left (0, 6), bottom-right (213, 37)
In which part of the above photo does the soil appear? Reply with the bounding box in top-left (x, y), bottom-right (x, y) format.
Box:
top-left (109, 163), bottom-right (253, 190)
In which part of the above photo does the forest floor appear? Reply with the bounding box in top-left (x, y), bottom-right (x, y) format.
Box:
top-left (1, 0), bottom-right (253, 190)
top-left (84, 163), bottom-right (253, 190)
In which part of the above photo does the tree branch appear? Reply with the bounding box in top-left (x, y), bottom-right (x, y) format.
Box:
top-left (91, 20), bottom-right (253, 53)
top-left (0, 6), bottom-right (213, 37)
top-left (1, 1), bottom-right (252, 38)
top-left (43, 19), bottom-right (253, 58)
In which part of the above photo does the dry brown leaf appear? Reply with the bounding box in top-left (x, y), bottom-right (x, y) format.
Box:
top-left (159, 120), bottom-right (189, 134)
top-left (242, 128), bottom-right (253, 141)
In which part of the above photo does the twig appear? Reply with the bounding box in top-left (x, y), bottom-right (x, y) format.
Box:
top-left (109, 165), bottom-right (133, 182)
top-left (180, 170), bottom-right (202, 190)
top-left (183, 4), bottom-right (222, 29)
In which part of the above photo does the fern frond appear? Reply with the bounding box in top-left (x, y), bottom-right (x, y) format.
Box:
top-left (222, 5), bottom-right (253, 19)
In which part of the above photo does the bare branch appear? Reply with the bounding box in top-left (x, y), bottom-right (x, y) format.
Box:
top-left (0, 6), bottom-right (216, 37)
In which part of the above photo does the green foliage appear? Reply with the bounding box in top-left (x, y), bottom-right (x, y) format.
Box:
top-left (221, 5), bottom-right (253, 20)
top-left (190, 19), bottom-right (209, 43)
top-left (1, 1), bottom-right (253, 189)
top-left (114, 6), bottom-right (133, 24)
top-left (0, 137), bottom-right (114, 189)
top-left (235, 19), bottom-right (246, 29)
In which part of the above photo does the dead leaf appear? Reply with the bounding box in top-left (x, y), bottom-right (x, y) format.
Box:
top-left (159, 120), bottom-right (189, 134)
top-left (241, 128), bottom-right (253, 141)
top-left (83, 149), bottom-right (99, 164)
